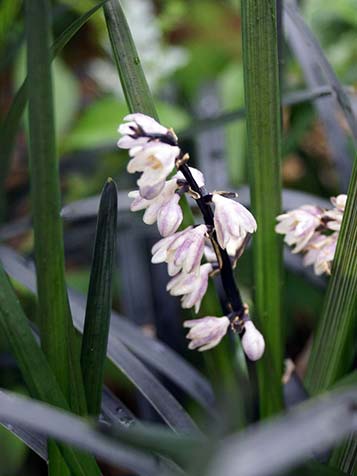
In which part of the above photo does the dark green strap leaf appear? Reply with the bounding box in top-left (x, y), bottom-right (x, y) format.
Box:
top-left (0, 0), bottom-right (107, 218)
top-left (103, 0), bottom-right (157, 118)
top-left (0, 263), bottom-right (101, 476)
top-left (241, 0), bottom-right (284, 417)
top-left (81, 179), bottom-right (118, 416)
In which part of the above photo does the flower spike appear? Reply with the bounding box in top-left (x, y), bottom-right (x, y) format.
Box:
top-left (119, 112), bottom-right (261, 353)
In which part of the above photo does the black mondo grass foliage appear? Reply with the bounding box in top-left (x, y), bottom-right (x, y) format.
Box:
top-left (0, 0), bottom-right (357, 476)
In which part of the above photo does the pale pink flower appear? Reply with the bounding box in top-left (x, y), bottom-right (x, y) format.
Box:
top-left (212, 194), bottom-right (257, 251)
top-left (117, 113), bottom-right (172, 150)
top-left (167, 263), bottom-right (212, 313)
top-left (151, 225), bottom-right (207, 276)
top-left (325, 194), bottom-right (347, 231)
top-left (183, 316), bottom-right (230, 351)
top-left (241, 321), bottom-right (265, 361)
top-left (275, 205), bottom-right (323, 253)
top-left (127, 142), bottom-right (180, 199)
top-left (331, 194), bottom-right (347, 211)
top-left (157, 194), bottom-right (183, 237)
top-left (128, 179), bottom-right (182, 236)
top-left (303, 233), bottom-right (338, 275)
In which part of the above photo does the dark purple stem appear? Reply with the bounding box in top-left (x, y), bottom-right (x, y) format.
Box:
top-left (177, 163), bottom-right (245, 319)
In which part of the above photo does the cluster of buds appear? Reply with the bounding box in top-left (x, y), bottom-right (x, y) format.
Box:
top-left (117, 113), bottom-right (264, 360)
top-left (275, 194), bottom-right (346, 275)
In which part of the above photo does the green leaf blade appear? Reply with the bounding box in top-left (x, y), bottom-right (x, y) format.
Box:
top-left (241, 0), bottom-right (284, 417)
top-left (103, 0), bottom-right (157, 118)
top-left (0, 0), bottom-right (107, 220)
top-left (81, 179), bottom-right (118, 416)
top-left (0, 264), bottom-right (100, 476)
top-left (305, 159), bottom-right (357, 393)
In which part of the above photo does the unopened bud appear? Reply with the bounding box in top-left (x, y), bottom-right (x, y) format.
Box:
top-left (242, 321), bottom-right (265, 361)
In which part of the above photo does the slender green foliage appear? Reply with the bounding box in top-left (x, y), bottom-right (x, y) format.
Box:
top-left (25, 1), bottom-right (100, 472)
top-left (304, 159), bottom-right (357, 474)
top-left (25, 0), bottom-right (87, 415)
top-left (241, 0), bottom-right (283, 417)
top-left (0, 264), bottom-right (101, 476)
top-left (103, 0), bottom-right (157, 119)
top-left (305, 160), bottom-right (357, 393)
top-left (0, 390), bottom-right (161, 476)
top-left (81, 179), bottom-right (118, 416)
top-left (0, 0), bottom-right (106, 221)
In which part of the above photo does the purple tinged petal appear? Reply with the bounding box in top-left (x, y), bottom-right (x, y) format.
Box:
top-left (183, 316), bottom-right (230, 351)
top-left (157, 194), bottom-right (183, 237)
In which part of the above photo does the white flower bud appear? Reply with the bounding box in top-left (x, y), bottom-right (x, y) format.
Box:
top-left (212, 194), bottom-right (257, 252)
top-left (128, 179), bottom-right (183, 236)
top-left (330, 194), bottom-right (347, 212)
top-left (157, 194), bottom-right (183, 237)
top-left (183, 316), bottom-right (230, 351)
top-left (127, 143), bottom-right (179, 200)
top-left (167, 263), bottom-right (212, 313)
top-left (241, 321), bottom-right (265, 361)
top-left (152, 225), bottom-right (207, 275)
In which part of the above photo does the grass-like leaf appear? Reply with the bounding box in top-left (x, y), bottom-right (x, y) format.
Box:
top-left (0, 263), bottom-right (101, 476)
top-left (0, 390), bottom-right (172, 476)
top-left (81, 179), bottom-right (118, 416)
top-left (103, 0), bottom-right (157, 118)
top-left (0, 245), bottom-right (215, 412)
top-left (206, 387), bottom-right (357, 476)
top-left (179, 86), bottom-right (332, 139)
top-left (241, 0), bottom-right (283, 417)
top-left (0, 246), bottom-right (201, 434)
top-left (25, 1), bottom-right (98, 471)
top-left (0, 415), bottom-right (47, 461)
top-left (0, 385), bottom-right (136, 463)
top-left (304, 160), bottom-right (357, 473)
top-left (283, 3), bottom-right (353, 190)
top-left (305, 159), bottom-right (357, 393)
top-left (284, 2), bottom-right (357, 149)
top-left (25, 0), bottom-right (88, 416)
top-left (0, 0), bottom-right (107, 220)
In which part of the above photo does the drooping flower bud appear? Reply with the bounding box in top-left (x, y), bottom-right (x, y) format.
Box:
top-left (241, 321), bottom-right (265, 361)
top-left (212, 194), bottom-right (257, 251)
top-left (127, 143), bottom-right (180, 200)
top-left (183, 316), bottom-right (230, 351)
top-left (331, 194), bottom-right (347, 211)
top-left (167, 263), bottom-right (212, 313)
top-left (152, 225), bottom-right (207, 276)
top-left (157, 194), bottom-right (183, 237)
top-left (128, 179), bottom-right (183, 236)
